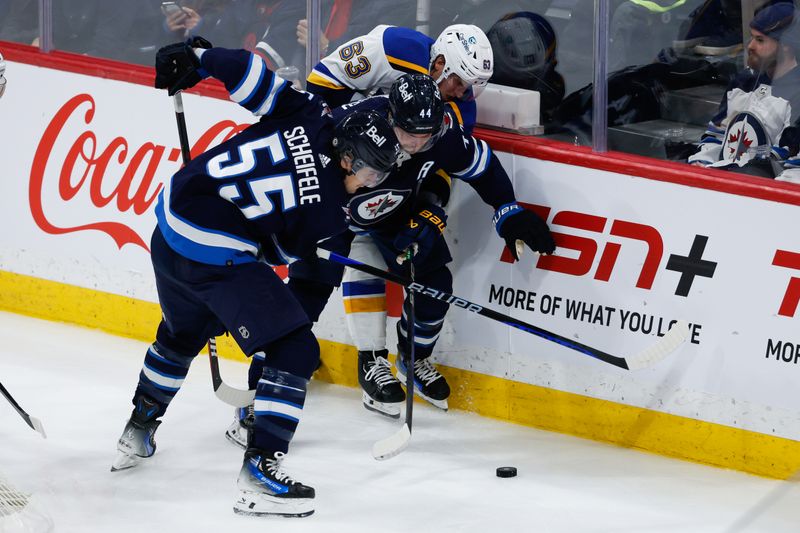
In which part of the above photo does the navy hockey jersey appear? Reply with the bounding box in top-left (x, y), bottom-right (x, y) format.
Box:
top-left (155, 48), bottom-right (348, 267)
top-left (331, 96), bottom-right (516, 232)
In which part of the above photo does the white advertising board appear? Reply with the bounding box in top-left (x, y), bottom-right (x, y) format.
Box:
top-left (437, 152), bottom-right (800, 440)
top-left (0, 61), bottom-right (255, 302)
top-left (2, 60), bottom-right (799, 442)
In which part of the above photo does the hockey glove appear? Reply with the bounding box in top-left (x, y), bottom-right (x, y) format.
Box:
top-left (393, 204), bottom-right (447, 264)
top-left (154, 36), bottom-right (213, 96)
top-left (494, 203), bottom-right (555, 260)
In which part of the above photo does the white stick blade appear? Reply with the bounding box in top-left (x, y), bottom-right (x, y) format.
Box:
top-left (29, 417), bottom-right (46, 439)
top-left (626, 319), bottom-right (691, 371)
top-left (372, 424), bottom-right (411, 461)
top-left (215, 384), bottom-right (255, 408)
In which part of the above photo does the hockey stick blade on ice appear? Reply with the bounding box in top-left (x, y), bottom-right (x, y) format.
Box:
top-left (317, 248), bottom-right (690, 371)
top-left (207, 338), bottom-right (256, 407)
top-left (373, 424), bottom-right (411, 461)
top-left (0, 382), bottom-right (46, 438)
top-left (373, 249), bottom-right (416, 461)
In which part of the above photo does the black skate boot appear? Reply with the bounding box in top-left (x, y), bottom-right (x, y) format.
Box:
top-left (234, 449), bottom-right (315, 518)
top-left (358, 349), bottom-right (405, 418)
top-left (225, 403), bottom-right (254, 450)
top-left (395, 352), bottom-right (450, 411)
top-left (111, 395), bottom-right (162, 471)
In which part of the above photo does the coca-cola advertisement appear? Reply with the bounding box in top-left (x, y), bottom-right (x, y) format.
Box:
top-left (0, 61), bottom-right (255, 301)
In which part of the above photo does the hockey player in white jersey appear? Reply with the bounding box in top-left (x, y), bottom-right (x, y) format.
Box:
top-left (306, 23), bottom-right (493, 134)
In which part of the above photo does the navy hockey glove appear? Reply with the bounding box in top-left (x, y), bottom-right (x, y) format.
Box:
top-left (154, 36), bottom-right (212, 96)
top-left (494, 203), bottom-right (555, 260)
top-left (393, 204), bottom-right (447, 264)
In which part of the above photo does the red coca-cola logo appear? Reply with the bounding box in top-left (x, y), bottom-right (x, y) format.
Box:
top-left (29, 93), bottom-right (249, 252)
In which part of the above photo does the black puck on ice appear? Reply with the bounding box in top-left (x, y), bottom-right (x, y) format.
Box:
top-left (496, 466), bottom-right (517, 478)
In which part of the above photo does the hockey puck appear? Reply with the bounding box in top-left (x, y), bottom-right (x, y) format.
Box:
top-left (496, 466), bottom-right (517, 478)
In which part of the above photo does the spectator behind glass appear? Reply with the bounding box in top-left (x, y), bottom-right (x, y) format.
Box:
top-left (0, 0), bottom-right (162, 65)
top-left (486, 11), bottom-right (565, 123)
top-left (688, 3), bottom-right (800, 180)
top-left (161, 0), bottom-right (266, 50)
top-left (257, 1), bottom-right (414, 82)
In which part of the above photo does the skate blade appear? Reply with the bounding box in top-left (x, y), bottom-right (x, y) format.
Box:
top-left (395, 370), bottom-right (449, 411)
top-left (234, 492), bottom-right (314, 518)
top-left (110, 451), bottom-right (140, 472)
top-left (415, 391), bottom-right (448, 411)
top-left (225, 429), bottom-right (248, 450)
top-left (225, 419), bottom-right (248, 450)
top-left (361, 392), bottom-right (401, 419)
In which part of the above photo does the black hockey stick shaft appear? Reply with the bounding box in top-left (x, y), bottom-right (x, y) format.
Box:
top-left (0, 381), bottom-right (46, 437)
top-left (173, 92), bottom-right (192, 164)
top-left (318, 248), bottom-right (631, 370)
top-left (405, 252), bottom-right (415, 431)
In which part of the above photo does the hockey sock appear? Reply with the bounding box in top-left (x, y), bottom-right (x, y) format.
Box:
top-left (343, 277), bottom-right (388, 351)
top-left (134, 342), bottom-right (193, 410)
top-left (251, 366), bottom-right (308, 453)
top-left (397, 308), bottom-right (444, 360)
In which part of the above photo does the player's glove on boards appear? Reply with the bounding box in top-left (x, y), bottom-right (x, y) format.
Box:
top-left (154, 36), bottom-right (213, 96)
top-left (494, 202), bottom-right (556, 260)
top-left (393, 204), bottom-right (447, 264)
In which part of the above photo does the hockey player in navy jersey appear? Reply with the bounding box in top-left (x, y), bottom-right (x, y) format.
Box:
top-left (215, 70), bottom-right (554, 440)
top-left (303, 74), bottom-right (555, 416)
top-left (111, 39), bottom-right (400, 518)
top-left (306, 23), bottom-right (494, 134)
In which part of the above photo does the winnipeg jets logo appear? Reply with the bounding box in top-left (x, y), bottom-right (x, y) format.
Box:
top-left (727, 129), bottom-right (752, 161)
top-left (366, 196), bottom-right (397, 217)
top-left (319, 154), bottom-right (331, 168)
top-left (349, 189), bottom-right (411, 225)
top-left (720, 112), bottom-right (768, 166)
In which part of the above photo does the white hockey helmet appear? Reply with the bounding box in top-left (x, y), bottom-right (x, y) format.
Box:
top-left (430, 24), bottom-right (493, 95)
top-left (0, 52), bottom-right (6, 98)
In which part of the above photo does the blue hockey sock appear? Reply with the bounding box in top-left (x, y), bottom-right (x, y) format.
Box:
top-left (251, 366), bottom-right (307, 453)
top-left (134, 342), bottom-right (193, 411)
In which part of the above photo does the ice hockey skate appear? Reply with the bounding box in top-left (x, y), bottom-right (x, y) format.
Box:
top-left (225, 404), bottom-right (254, 449)
top-left (358, 349), bottom-right (405, 418)
top-left (395, 355), bottom-right (450, 411)
top-left (111, 396), bottom-right (162, 472)
top-left (234, 449), bottom-right (315, 518)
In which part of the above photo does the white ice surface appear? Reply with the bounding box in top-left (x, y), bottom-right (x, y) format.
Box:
top-left (0, 311), bottom-right (796, 533)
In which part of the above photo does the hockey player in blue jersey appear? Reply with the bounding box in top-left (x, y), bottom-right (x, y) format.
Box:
top-left (212, 68), bottom-right (554, 441)
top-left (306, 23), bottom-right (494, 134)
top-left (301, 73), bottom-right (556, 416)
top-left (111, 39), bottom-right (400, 518)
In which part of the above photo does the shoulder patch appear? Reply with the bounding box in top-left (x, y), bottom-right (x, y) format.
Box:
top-left (349, 188), bottom-right (412, 226)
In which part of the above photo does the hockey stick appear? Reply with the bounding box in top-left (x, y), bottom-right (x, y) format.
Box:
top-left (207, 337), bottom-right (255, 408)
top-left (372, 250), bottom-right (415, 460)
top-left (317, 248), bottom-right (690, 371)
top-left (0, 382), bottom-right (46, 438)
top-left (170, 92), bottom-right (250, 407)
